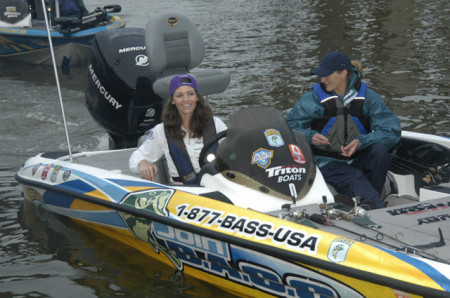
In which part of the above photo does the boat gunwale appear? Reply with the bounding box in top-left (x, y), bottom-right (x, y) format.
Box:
top-left (0, 14), bottom-right (124, 39)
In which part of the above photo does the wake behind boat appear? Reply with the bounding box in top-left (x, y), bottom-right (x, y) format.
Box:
top-left (15, 12), bottom-right (450, 298)
top-left (0, 0), bottom-right (124, 67)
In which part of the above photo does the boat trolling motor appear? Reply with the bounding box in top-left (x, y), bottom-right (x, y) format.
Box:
top-left (55, 5), bottom-right (122, 34)
top-left (85, 12), bottom-right (230, 149)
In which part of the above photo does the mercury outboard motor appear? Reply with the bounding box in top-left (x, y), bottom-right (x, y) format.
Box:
top-left (86, 12), bottom-right (230, 149)
top-left (86, 27), bottom-right (160, 149)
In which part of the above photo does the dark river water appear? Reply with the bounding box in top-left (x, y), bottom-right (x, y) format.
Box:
top-left (1, 0), bottom-right (449, 296)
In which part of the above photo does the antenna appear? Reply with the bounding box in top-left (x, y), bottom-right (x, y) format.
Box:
top-left (40, 0), bottom-right (73, 162)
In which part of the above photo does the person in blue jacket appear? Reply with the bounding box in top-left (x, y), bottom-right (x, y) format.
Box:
top-left (50, 0), bottom-right (88, 19)
top-left (286, 51), bottom-right (401, 209)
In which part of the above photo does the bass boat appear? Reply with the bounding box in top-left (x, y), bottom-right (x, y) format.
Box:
top-left (15, 12), bottom-right (450, 298)
top-left (0, 0), bottom-right (124, 67)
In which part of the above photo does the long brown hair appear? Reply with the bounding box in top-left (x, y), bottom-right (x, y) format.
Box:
top-left (162, 92), bottom-right (213, 139)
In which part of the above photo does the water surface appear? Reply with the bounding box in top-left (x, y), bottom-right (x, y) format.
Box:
top-left (0, 0), bottom-right (448, 296)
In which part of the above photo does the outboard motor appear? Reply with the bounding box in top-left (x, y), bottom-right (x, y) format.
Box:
top-left (86, 27), bottom-right (159, 149)
top-left (0, 0), bottom-right (31, 27)
top-left (85, 12), bottom-right (230, 149)
top-left (215, 106), bottom-right (317, 201)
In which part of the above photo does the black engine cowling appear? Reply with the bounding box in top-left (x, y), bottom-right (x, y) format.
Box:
top-left (85, 28), bottom-right (163, 149)
top-left (216, 106), bottom-right (316, 200)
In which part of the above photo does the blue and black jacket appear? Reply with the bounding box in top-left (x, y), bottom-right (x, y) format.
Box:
top-left (286, 67), bottom-right (401, 167)
top-left (165, 121), bottom-right (218, 184)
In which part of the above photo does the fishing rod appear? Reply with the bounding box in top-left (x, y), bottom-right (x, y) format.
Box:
top-left (389, 152), bottom-right (448, 185)
top-left (308, 211), bottom-right (449, 264)
top-left (40, 0), bottom-right (73, 163)
top-left (315, 200), bottom-right (449, 264)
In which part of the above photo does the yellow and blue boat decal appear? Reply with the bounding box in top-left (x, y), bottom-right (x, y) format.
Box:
top-left (16, 159), bottom-right (450, 297)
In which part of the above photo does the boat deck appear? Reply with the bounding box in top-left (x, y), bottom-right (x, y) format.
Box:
top-left (272, 194), bottom-right (450, 263)
top-left (67, 148), bottom-right (171, 184)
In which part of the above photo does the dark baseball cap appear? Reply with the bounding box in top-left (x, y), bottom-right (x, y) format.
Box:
top-left (311, 51), bottom-right (352, 77)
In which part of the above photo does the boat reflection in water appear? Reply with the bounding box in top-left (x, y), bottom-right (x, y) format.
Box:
top-left (18, 198), bottom-right (231, 297)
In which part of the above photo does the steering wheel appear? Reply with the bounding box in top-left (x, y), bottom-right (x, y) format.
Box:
top-left (199, 130), bottom-right (227, 167)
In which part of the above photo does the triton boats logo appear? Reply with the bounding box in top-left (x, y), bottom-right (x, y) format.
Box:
top-left (265, 165), bottom-right (306, 183)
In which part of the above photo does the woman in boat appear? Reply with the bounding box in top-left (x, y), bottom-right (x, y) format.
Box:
top-left (129, 74), bottom-right (227, 184)
top-left (286, 51), bottom-right (401, 209)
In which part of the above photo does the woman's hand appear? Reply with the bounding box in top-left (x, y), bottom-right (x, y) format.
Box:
top-left (341, 139), bottom-right (360, 158)
top-left (312, 133), bottom-right (330, 146)
top-left (138, 160), bottom-right (158, 181)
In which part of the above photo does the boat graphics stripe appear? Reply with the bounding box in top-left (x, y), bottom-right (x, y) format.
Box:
top-left (19, 161), bottom-right (151, 203)
top-left (17, 173), bottom-right (449, 297)
top-left (107, 178), bottom-right (163, 188)
top-left (47, 204), bottom-right (127, 228)
top-left (375, 246), bottom-right (450, 291)
top-left (16, 164), bottom-right (450, 296)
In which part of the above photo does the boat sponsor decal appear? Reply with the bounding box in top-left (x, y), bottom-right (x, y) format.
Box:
top-left (327, 237), bottom-right (354, 263)
top-left (251, 148), bottom-right (273, 169)
top-left (62, 169), bottom-right (71, 181)
top-left (265, 165), bottom-right (306, 183)
top-left (3, 6), bottom-right (21, 19)
top-left (120, 188), bottom-right (174, 217)
top-left (264, 129), bottom-right (284, 147)
top-left (135, 54), bottom-right (149, 67)
top-left (41, 163), bottom-right (52, 180)
top-left (118, 46), bottom-right (146, 54)
top-left (152, 223), bottom-right (343, 297)
top-left (386, 201), bottom-right (450, 216)
top-left (118, 188), bottom-right (182, 269)
top-left (0, 27), bottom-right (27, 34)
top-left (88, 64), bottom-right (122, 110)
top-left (166, 17), bottom-right (179, 26)
top-left (176, 204), bottom-right (320, 254)
top-left (50, 165), bottom-right (61, 183)
top-left (417, 214), bottom-right (450, 225)
top-left (32, 163), bottom-right (41, 176)
top-left (289, 144), bottom-right (306, 164)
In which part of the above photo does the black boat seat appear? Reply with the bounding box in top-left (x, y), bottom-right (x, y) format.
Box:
top-left (152, 69), bottom-right (230, 101)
